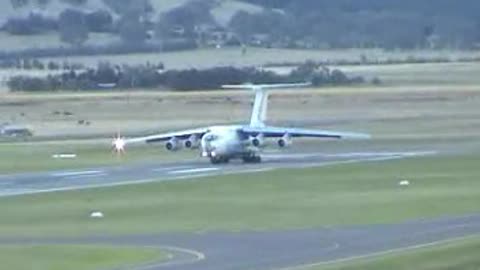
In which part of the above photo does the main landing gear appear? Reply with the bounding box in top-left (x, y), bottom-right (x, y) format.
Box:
top-left (209, 154), bottom-right (262, 164)
top-left (210, 156), bottom-right (230, 164)
top-left (242, 154), bottom-right (262, 164)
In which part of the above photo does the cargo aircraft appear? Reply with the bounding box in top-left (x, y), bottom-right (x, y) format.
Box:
top-left (112, 83), bottom-right (370, 164)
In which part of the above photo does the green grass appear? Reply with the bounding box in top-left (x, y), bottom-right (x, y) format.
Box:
top-left (0, 245), bottom-right (167, 270)
top-left (337, 62), bottom-right (480, 86)
top-left (312, 237), bottom-right (480, 270)
top-left (0, 142), bottom-right (195, 174)
top-left (0, 32), bottom-right (118, 51)
top-left (0, 153), bottom-right (479, 237)
top-left (51, 47), bottom-right (480, 70)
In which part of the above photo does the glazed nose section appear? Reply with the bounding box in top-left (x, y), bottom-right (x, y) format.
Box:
top-left (202, 141), bottom-right (215, 152)
top-left (201, 135), bottom-right (216, 157)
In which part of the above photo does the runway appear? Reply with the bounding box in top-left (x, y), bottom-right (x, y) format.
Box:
top-left (2, 150), bottom-right (479, 270)
top-left (0, 150), bottom-right (433, 197)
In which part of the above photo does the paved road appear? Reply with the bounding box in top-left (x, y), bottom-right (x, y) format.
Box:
top-left (0, 151), bottom-right (431, 197)
top-left (2, 150), bottom-right (478, 270)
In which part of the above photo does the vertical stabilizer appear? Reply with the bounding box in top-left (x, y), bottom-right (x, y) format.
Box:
top-left (250, 87), bottom-right (268, 127)
top-left (221, 82), bottom-right (311, 128)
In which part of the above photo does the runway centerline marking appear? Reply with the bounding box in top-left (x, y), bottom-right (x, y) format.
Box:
top-left (168, 167), bottom-right (220, 175)
top-left (51, 170), bottom-right (104, 177)
top-left (152, 166), bottom-right (193, 172)
top-left (67, 173), bottom-right (108, 180)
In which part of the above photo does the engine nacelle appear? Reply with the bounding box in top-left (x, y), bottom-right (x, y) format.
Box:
top-left (184, 135), bottom-right (200, 149)
top-left (277, 134), bottom-right (292, 148)
top-left (250, 134), bottom-right (265, 148)
top-left (165, 138), bottom-right (181, 151)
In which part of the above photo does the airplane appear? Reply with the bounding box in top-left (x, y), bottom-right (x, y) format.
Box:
top-left (112, 83), bottom-right (370, 164)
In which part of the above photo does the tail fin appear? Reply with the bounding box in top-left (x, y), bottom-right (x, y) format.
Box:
top-left (222, 82), bottom-right (311, 128)
top-left (250, 86), bottom-right (268, 127)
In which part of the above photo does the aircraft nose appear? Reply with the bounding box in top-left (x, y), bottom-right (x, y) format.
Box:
top-left (201, 139), bottom-right (215, 152)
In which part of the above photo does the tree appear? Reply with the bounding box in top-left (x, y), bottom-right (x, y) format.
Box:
top-left (118, 12), bottom-right (147, 44)
top-left (228, 11), bottom-right (255, 42)
top-left (61, 0), bottom-right (87, 5)
top-left (10, 0), bottom-right (29, 9)
top-left (156, 0), bottom-right (214, 39)
top-left (36, 0), bottom-right (50, 8)
top-left (103, 0), bottom-right (152, 15)
top-left (59, 9), bottom-right (89, 47)
top-left (4, 13), bottom-right (57, 35)
top-left (86, 10), bottom-right (113, 32)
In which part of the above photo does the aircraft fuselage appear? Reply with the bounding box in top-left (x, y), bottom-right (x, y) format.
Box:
top-left (200, 125), bottom-right (258, 163)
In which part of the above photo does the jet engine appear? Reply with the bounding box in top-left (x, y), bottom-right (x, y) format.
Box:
top-left (184, 135), bottom-right (200, 149)
top-left (277, 134), bottom-right (292, 148)
top-left (251, 134), bottom-right (265, 148)
top-left (165, 138), bottom-right (181, 151)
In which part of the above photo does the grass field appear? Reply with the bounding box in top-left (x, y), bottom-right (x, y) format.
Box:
top-left (313, 237), bottom-right (480, 270)
top-left (0, 32), bottom-right (119, 52)
top-left (47, 47), bottom-right (480, 70)
top-left (2, 75), bottom-right (480, 138)
top-left (0, 152), bottom-right (479, 237)
top-left (0, 245), bottom-right (166, 270)
top-left (336, 62), bottom-right (480, 86)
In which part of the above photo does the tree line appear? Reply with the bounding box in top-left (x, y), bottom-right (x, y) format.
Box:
top-left (7, 62), bottom-right (365, 92)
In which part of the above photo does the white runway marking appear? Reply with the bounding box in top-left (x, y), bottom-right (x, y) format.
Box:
top-left (278, 234), bottom-right (480, 270)
top-left (265, 151), bottom-right (437, 159)
top-left (67, 173), bottom-right (108, 180)
top-left (133, 245), bottom-right (206, 270)
top-left (152, 166), bottom-right (192, 172)
top-left (51, 170), bottom-right (104, 177)
top-left (168, 167), bottom-right (220, 175)
top-left (324, 151), bottom-right (437, 158)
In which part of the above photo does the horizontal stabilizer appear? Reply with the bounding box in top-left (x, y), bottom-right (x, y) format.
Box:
top-left (222, 82), bottom-right (311, 90)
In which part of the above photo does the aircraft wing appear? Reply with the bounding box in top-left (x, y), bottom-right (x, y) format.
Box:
top-left (241, 126), bottom-right (371, 139)
top-left (122, 128), bottom-right (210, 144)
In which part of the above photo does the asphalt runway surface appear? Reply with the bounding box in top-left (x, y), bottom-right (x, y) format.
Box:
top-left (1, 150), bottom-right (479, 270)
top-left (0, 150), bottom-right (432, 197)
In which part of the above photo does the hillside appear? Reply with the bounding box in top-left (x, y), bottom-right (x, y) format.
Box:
top-left (0, 0), bottom-right (263, 51)
top-left (0, 0), bottom-right (114, 25)
top-left (0, 0), bottom-right (479, 57)
top-left (0, 0), bottom-right (262, 29)
top-left (234, 0), bottom-right (480, 50)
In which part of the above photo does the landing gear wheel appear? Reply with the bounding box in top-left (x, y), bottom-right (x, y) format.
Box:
top-left (242, 155), bottom-right (262, 164)
top-left (210, 156), bottom-right (230, 164)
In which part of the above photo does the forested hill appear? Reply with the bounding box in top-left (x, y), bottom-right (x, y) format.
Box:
top-left (241, 0), bottom-right (480, 16)
top-left (1, 0), bottom-right (479, 54)
top-left (234, 0), bottom-right (480, 49)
